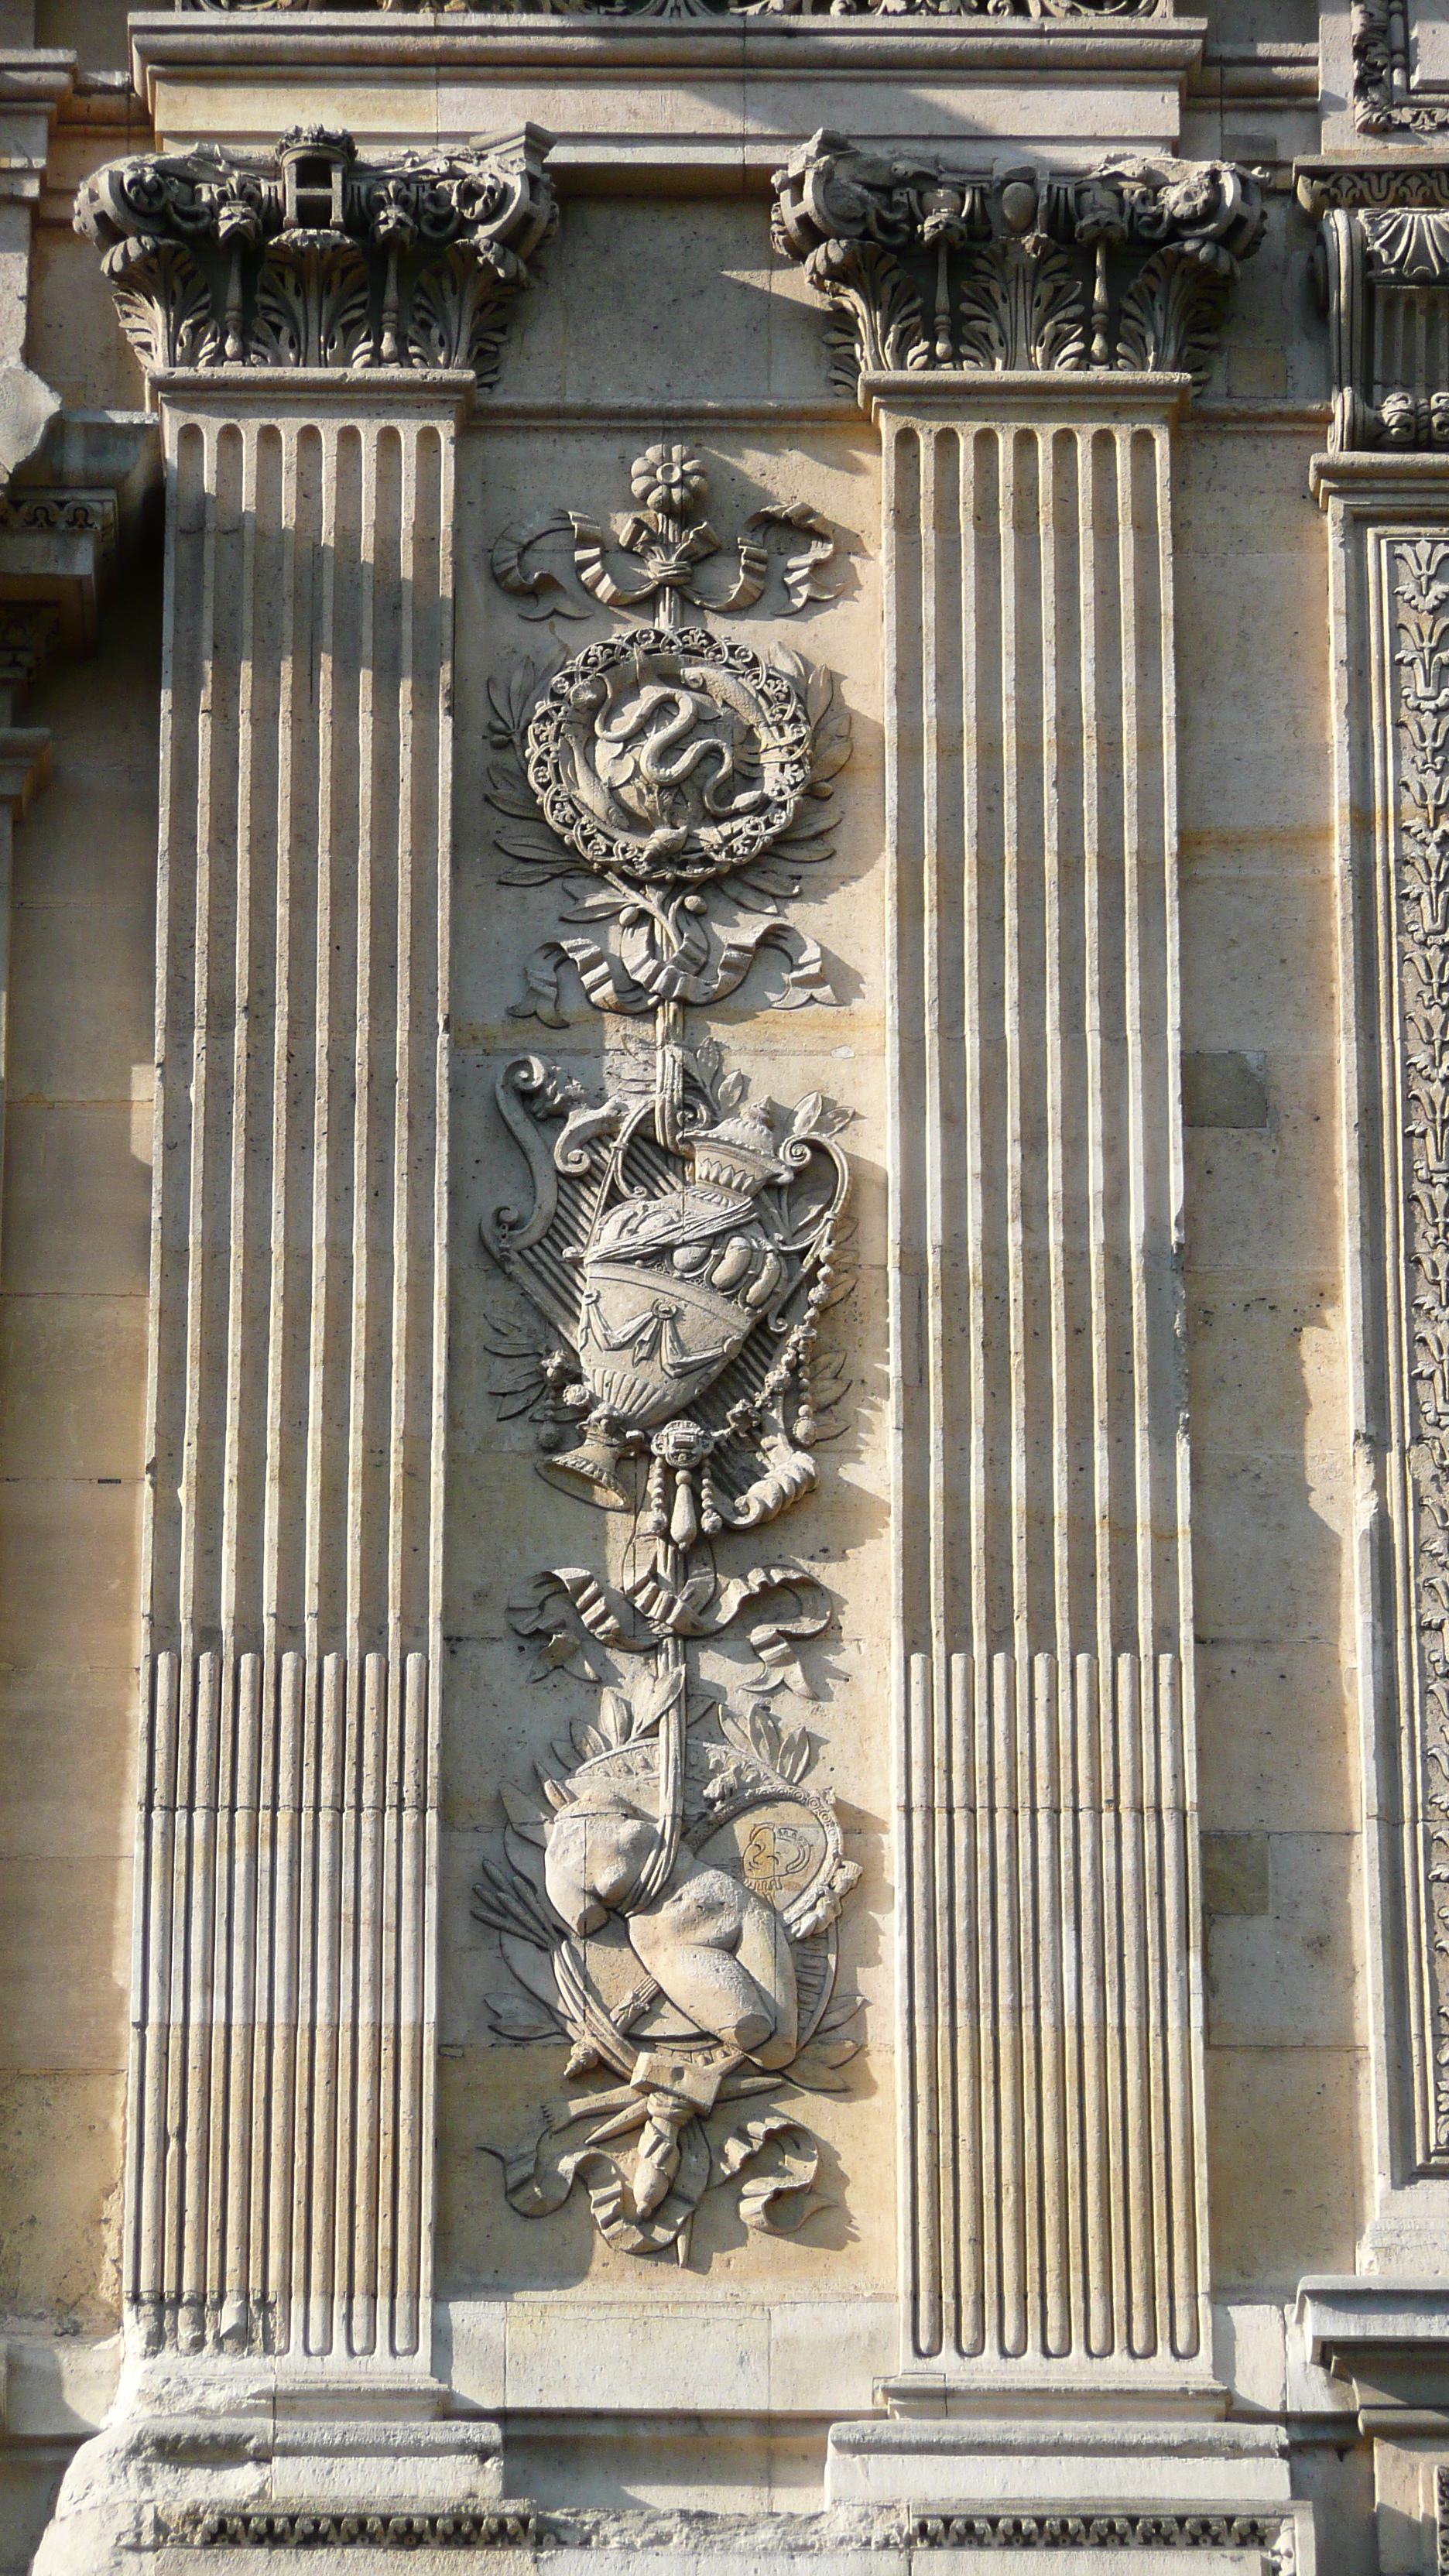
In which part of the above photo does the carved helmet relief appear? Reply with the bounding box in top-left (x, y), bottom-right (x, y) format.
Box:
top-left (474, 440), bottom-right (860, 2260)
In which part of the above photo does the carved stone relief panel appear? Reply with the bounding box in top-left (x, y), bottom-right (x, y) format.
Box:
top-left (1354, 0), bottom-right (1449, 134)
top-left (175, 0), bottom-right (1170, 20)
top-left (466, 444), bottom-right (868, 2263)
top-left (469, 453), bottom-right (861, 2266)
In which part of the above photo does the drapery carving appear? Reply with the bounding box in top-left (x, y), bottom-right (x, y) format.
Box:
top-left (74, 124), bottom-right (554, 389)
top-left (772, 134), bottom-right (1265, 400)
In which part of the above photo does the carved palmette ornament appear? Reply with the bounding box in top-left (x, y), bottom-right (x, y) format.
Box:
top-left (474, 509), bottom-right (862, 2259)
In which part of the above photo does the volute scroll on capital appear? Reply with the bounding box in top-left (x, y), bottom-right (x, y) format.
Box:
top-left (771, 129), bottom-right (1266, 398)
top-left (1299, 160), bottom-right (1449, 453)
top-left (73, 122), bottom-right (556, 386)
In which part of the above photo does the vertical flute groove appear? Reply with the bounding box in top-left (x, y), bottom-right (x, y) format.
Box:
top-left (127, 394), bottom-right (457, 2370)
top-left (886, 389), bottom-right (1206, 2381)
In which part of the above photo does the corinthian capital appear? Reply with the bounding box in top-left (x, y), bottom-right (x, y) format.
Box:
top-left (1298, 160), bottom-right (1449, 452)
top-left (771, 128), bottom-right (1265, 398)
top-left (74, 122), bottom-right (555, 386)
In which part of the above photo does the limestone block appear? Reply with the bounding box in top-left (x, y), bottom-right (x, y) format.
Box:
top-left (0, 1855), bottom-right (130, 2071)
top-left (2, 2331), bottom-right (122, 2437)
top-left (0, 2070), bottom-right (123, 2328)
top-left (0, 1665), bottom-right (135, 1859)
top-left (0, 1295), bottom-right (146, 1482)
top-left (1195, 1643), bottom-right (1358, 1834)
top-left (6, 896), bottom-right (156, 1102)
top-left (0, 1104), bottom-right (150, 1296)
top-left (0, 361), bottom-right (57, 478)
top-left (1205, 2044), bottom-right (1363, 2290)
top-left (1205, 1830), bottom-right (1360, 2048)
top-left (504, 2302), bottom-right (772, 2413)
top-left (0, 1478), bottom-right (139, 1668)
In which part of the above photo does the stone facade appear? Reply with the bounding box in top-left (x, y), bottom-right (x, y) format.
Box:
top-left (0, 0), bottom-right (1439, 2571)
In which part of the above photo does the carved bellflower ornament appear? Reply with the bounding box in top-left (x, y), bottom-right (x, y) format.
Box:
top-left (474, 452), bottom-right (860, 2259)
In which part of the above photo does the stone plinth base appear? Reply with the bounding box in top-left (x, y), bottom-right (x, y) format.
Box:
top-left (826, 2420), bottom-right (1293, 2510)
top-left (820, 2424), bottom-right (1307, 2567)
top-left (31, 2368), bottom-right (506, 2575)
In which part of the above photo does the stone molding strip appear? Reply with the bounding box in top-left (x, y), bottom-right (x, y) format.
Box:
top-left (910, 2514), bottom-right (1293, 2550)
top-left (165, 2507), bottom-right (536, 2549)
top-left (125, 14), bottom-right (1209, 87)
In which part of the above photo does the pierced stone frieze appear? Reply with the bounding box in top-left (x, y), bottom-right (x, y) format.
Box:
top-left (1300, 164), bottom-right (1449, 451)
top-left (73, 123), bottom-right (554, 387)
top-left (771, 132), bottom-right (1265, 399)
top-left (474, 495), bottom-right (862, 2260)
top-left (175, 0), bottom-right (1169, 19)
top-left (494, 444), bottom-right (839, 625)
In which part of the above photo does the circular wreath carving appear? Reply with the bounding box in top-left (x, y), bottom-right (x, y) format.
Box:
top-left (524, 624), bottom-right (814, 886)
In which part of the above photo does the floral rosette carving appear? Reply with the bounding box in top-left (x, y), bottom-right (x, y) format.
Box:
top-left (474, 457), bottom-right (862, 2261)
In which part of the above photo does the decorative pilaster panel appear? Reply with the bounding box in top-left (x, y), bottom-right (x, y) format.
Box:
top-left (875, 375), bottom-right (1209, 2381)
top-left (68, 121), bottom-right (554, 2385)
top-left (126, 379), bottom-right (465, 2365)
top-left (1308, 454), bottom-right (1449, 2221)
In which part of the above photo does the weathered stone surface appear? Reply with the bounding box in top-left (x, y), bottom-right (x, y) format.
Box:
top-left (0, 11), bottom-right (1444, 2576)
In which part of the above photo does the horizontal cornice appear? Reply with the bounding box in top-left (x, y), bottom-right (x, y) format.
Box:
top-left (128, 11), bottom-right (1209, 110)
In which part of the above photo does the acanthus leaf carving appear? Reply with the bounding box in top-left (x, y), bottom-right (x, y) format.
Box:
top-left (771, 132), bottom-right (1265, 399)
top-left (472, 461), bottom-right (860, 2262)
top-left (1300, 170), bottom-right (1449, 452)
top-left (74, 123), bottom-right (556, 387)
